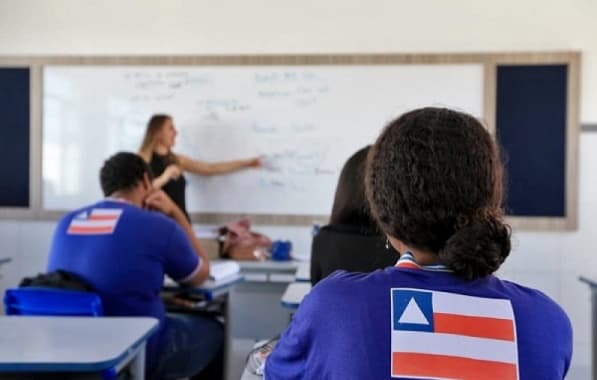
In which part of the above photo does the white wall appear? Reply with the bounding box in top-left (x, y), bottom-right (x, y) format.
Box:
top-left (1, 1), bottom-right (596, 378)
top-left (1, 0), bottom-right (597, 121)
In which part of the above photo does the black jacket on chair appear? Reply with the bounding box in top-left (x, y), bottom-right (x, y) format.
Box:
top-left (19, 270), bottom-right (95, 291)
top-left (310, 224), bottom-right (399, 286)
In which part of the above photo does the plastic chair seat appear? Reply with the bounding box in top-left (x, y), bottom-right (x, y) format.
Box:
top-left (4, 287), bottom-right (103, 316)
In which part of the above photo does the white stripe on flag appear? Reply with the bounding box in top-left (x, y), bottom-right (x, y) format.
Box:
top-left (391, 330), bottom-right (518, 364)
top-left (70, 220), bottom-right (118, 228)
top-left (433, 291), bottom-right (514, 319)
top-left (90, 209), bottom-right (122, 217)
top-left (398, 288), bottom-right (514, 319)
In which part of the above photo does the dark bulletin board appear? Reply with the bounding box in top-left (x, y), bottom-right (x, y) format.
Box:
top-left (0, 68), bottom-right (30, 207)
top-left (496, 65), bottom-right (568, 217)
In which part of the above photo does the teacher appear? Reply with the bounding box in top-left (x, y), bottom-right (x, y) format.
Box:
top-left (139, 114), bottom-right (261, 220)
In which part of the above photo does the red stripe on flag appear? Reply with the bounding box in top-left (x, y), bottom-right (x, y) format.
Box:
top-left (392, 352), bottom-right (517, 380)
top-left (396, 262), bottom-right (419, 269)
top-left (68, 226), bottom-right (114, 234)
top-left (434, 312), bottom-right (515, 341)
top-left (88, 215), bottom-right (118, 220)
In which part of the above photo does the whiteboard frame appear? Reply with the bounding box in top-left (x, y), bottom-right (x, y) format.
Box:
top-left (0, 52), bottom-right (580, 230)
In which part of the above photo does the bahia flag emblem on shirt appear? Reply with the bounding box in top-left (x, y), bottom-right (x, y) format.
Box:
top-left (391, 288), bottom-right (519, 380)
top-left (67, 208), bottom-right (122, 235)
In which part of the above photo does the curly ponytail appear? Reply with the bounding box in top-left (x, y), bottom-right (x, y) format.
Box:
top-left (439, 217), bottom-right (511, 280)
top-left (366, 107), bottom-right (511, 280)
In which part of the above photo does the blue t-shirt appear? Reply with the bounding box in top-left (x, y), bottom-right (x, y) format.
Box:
top-left (47, 200), bottom-right (200, 371)
top-left (265, 266), bottom-right (572, 380)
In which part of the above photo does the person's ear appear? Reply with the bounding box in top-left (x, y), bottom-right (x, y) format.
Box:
top-left (387, 235), bottom-right (404, 254)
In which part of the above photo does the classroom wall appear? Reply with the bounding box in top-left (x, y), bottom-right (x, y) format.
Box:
top-left (1, 1), bottom-right (596, 378)
top-left (1, 0), bottom-right (597, 121)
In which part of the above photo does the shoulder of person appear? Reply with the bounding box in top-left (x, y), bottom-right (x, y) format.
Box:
top-left (133, 206), bottom-right (178, 226)
top-left (138, 149), bottom-right (151, 162)
top-left (59, 201), bottom-right (105, 223)
top-left (297, 270), bottom-right (383, 321)
top-left (501, 279), bottom-right (570, 319)
top-left (102, 202), bottom-right (178, 231)
top-left (55, 206), bottom-right (85, 231)
top-left (312, 270), bottom-right (374, 296)
top-left (487, 277), bottom-right (570, 345)
top-left (319, 224), bottom-right (380, 237)
top-left (173, 152), bottom-right (183, 162)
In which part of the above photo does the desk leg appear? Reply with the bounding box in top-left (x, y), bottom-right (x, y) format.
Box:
top-left (131, 344), bottom-right (146, 380)
top-left (593, 290), bottom-right (597, 380)
top-left (224, 293), bottom-right (231, 380)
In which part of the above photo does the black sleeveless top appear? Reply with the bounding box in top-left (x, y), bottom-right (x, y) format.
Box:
top-left (149, 152), bottom-right (189, 220)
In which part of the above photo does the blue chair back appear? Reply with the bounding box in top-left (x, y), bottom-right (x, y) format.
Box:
top-left (4, 287), bottom-right (103, 316)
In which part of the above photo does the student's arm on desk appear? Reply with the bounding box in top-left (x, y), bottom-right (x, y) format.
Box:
top-left (145, 190), bottom-right (210, 285)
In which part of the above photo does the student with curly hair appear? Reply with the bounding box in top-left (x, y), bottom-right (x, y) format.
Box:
top-left (265, 107), bottom-right (572, 380)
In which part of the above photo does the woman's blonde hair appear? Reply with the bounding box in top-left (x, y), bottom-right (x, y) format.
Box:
top-left (139, 114), bottom-right (177, 163)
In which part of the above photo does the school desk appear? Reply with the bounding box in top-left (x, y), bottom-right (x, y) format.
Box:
top-left (0, 316), bottom-right (158, 380)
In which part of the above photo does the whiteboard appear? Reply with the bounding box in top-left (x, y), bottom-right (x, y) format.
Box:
top-left (42, 64), bottom-right (484, 215)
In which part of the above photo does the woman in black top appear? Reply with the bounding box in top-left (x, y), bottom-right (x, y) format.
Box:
top-left (139, 114), bottom-right (261, 219)
top-left (310, 146), bottom-right (397, 285)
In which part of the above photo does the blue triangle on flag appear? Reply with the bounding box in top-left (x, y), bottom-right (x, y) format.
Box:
top-left (392, 289), bottom-right (434, 332)
top-left (74, 211), bottom-right (88, 220)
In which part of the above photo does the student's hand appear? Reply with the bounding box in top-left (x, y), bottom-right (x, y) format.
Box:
top-left (144, 190), bottom-right (179, 217)
top-left (164, 164), bottom-right (182, 179)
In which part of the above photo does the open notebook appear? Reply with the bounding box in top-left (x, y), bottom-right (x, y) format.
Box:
top-left (209, 261), bottom-right (241, 281)
top-left (164, 260), bottom-right (241, 287)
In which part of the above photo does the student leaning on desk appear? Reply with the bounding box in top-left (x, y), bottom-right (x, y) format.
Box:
top-left (46, 152), bottom-right (223, 380)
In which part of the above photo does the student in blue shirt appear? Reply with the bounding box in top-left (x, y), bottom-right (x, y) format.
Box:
top-left (47, 152), bottom-right (223, 380)
top-left (265, 107), bottom-right (572, 379)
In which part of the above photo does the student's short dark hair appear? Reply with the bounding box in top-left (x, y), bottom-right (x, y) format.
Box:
top-left (366, 107), bottom-right (511, 280)
top-left (99, 152), bottom-right (153, 196)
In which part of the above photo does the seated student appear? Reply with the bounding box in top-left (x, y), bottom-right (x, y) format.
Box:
top-left (265, 108), bottom-right (572, 379)
top-left (310, 146), bottom-right (398, 285)
top-left (46, 152), bottom-right (223, 380)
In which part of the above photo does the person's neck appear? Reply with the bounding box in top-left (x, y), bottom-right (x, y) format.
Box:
top-left (391, 237), bottom-right (439, 266)
top-left (154, 144), bottom-right (170, 155)
top-left (108, 190), bottom-right (142, 208)
top-left (404, 249), bottom-right (439, 266)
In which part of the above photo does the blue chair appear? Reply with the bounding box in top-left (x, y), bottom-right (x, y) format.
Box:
top-left (4, 287), bottom-right (103, 316)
